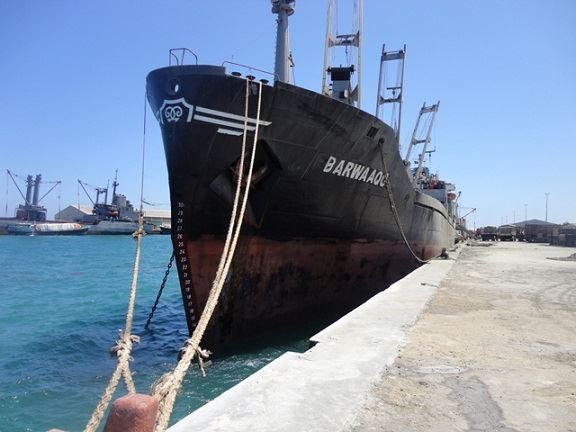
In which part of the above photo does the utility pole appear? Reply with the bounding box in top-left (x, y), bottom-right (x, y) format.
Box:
top-left (545, 192), bottom-right (550, 222)
top-left (524, 204), bottom-right (527, 222)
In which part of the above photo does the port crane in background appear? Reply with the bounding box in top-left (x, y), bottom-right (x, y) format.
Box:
top-left (77, 179), bottom-right (109, 206)
top-left (77, 178), bottom-right (120, 219)
top-left (6, 170), bottom-right (61, 220)
top-left (459, 206), bottom-right (477, 233)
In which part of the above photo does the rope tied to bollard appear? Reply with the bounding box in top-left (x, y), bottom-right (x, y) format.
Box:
top-left (151, 77), bottom-right (264, 432)
top-left (83, 213), bottom-right (146, 432)
top-left (80, 77), bottom-right (263, 432)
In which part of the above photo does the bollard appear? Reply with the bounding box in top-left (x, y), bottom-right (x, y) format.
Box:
top-left (103, 393), bottom-right (159, 432)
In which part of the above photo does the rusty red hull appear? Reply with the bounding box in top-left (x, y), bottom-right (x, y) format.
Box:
top-left (182, 235), bottom-right (443, 347)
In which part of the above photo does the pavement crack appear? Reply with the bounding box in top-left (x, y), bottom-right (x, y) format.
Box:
top-left (445, 375), bottom-right (519, 432)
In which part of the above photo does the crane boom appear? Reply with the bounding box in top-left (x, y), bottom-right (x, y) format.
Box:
top-left (7, 170), bottom-right (29, 204)
top-left (78, 180), bottom-right (96, 205)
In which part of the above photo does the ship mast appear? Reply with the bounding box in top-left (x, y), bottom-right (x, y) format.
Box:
top-left (375, 44), bottom-right (406, 142)
top-left (112, 169), bottom-right (119, 205)
top-left (322, 0), bottom-right (363, 108)
top-left (405, 102), bottom-right (440, 187)
top-left (272, 0), bottom-right (295, 84)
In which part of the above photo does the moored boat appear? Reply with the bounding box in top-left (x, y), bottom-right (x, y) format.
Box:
top-left (146, 0), bottom-right (458, 348)
top-left (1, 171), bottom-right (59, 234)
top-left (85, 220), bottom-right (155, 235)
top-left (6, 223), bottom-right (35, 236)
top-left (34, 222), bottom-right (88, 236)
top-left (78, 172), bottom-right (157, 235)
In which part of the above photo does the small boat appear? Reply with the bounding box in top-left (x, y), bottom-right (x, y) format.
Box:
top-left (34, 223), bottom-right (89, 236)
top-left (84, 220), bottom-right (157, 235)
top-left (6, 223), bottom-right (35, 236)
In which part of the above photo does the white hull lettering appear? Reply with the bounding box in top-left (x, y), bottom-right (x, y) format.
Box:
top-left (350, 163), bottom-right (364, 180)
top-left (322, 155), bottom-right (386, 188)
top-left (332, 160), bottom-right (345, 176)
top-left (323, 156), bottom-right (337, 173)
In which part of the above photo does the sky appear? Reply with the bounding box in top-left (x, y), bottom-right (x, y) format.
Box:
top-left (1, 0), bottom-right (575, 229)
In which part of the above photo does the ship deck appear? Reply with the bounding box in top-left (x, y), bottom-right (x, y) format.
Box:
top-left (168, 241), bottom-right (576, 432)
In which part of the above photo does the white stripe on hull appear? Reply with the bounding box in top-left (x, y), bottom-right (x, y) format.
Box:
top-left (196, 106), bottom-right (272, 126)
top-left (217, 128), bottom-right (244, 136)
top-left (193, 114), bottom-right (257, 131)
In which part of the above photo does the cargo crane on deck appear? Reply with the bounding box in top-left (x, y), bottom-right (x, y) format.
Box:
top-left (77, 179), bottom-right (120, 220)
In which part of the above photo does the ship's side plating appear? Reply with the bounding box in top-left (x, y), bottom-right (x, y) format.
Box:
top-left (146, 65), bottom-right (454, 347)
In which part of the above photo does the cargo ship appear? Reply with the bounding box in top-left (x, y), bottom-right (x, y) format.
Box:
top-left (146, 0), bottom-right (457, 348)
top-left (0, 171), bottom-right (63, 234)
top-left (78, 174), bottom-right (156, 234)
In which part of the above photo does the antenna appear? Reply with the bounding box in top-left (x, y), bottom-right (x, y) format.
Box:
top-left (424, 148), bottom-right (436, 164)
top-left (112, 169), bottom-right (119, 203)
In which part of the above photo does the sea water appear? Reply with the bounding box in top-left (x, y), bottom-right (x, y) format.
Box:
top-left (0, 235), bottom-right (309, 431)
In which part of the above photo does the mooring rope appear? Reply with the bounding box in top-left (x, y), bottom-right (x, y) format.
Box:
top-left (84, 215), bottom-right (145, 432)
top-left (83, 92), bottom-right (150, 432)
top-left (83, 79), bottom-right (263, 432)
top-left (151, 78), bottom-right (263, 432)
top-left (380, 145), bottom-right (433, 264)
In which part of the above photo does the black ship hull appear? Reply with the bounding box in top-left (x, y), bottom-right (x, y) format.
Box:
top-left (146, 65), bottom-right (455, 348)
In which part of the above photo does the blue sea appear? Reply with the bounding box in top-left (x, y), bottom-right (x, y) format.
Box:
top-left (0, 235), bottom-right (309, 431)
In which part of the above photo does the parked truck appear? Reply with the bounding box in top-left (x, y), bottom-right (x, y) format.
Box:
top-left (497, 224), bottom-right (518, 241)
top-left (524, 223), bottom-right (557, 243)
top-left (478, 226), bottom-right (498, 241)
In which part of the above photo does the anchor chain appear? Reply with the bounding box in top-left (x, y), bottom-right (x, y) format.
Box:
top-left (145, 252), bottom-right (175, 330)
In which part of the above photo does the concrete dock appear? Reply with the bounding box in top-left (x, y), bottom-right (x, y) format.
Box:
top-left (169, 242), bottom-right (576, 432)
